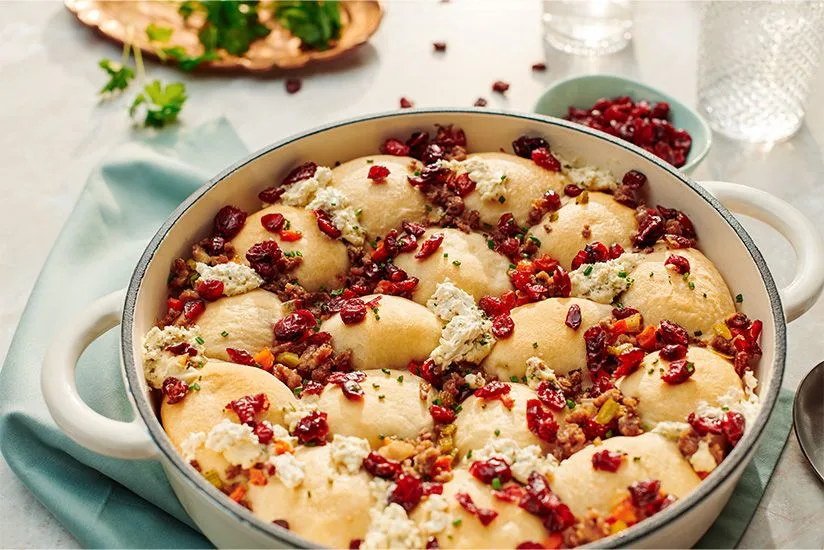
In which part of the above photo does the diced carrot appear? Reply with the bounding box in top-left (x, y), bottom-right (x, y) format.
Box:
top-left (279, 229), bottom-right (303, 242)
top-left (249, 468), bottom-right (267, 486)
top-left (229, 485), bottom-right (247, 502)
top-left (636, 325), bottom-right (658, 351)
top-left (544, 532), bottom-right (564, 549)
top-left (253, 348), bottom-right (275, 370)
top-left (273, 439), bottom-right (293, 455)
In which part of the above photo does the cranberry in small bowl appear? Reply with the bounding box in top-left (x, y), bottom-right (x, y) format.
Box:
top-left (533, 74), bottom-right (711, 174)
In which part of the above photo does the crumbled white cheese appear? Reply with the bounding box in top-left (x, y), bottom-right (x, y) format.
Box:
top-left (743, 370), bottom-right (758, 398)
top-left (555, 154), bottom-right (617, 192)
top-left (280, 166), bottom-right (334, 206)
top-left (269, 422), bottom-right (297, 447)
top-left (180, 432), bottom-right (206, 463)
top-left (194, 261), bottom-right (263, 296)
top-left (689, 440), bottom-right (718, 474)
top-left (331, 204), bottom-right (365, 246)
top-left (524, 356), bottom-right (558, 389)
top-left (417, 494), bottom-right (452, 537)
top-left (369, 477), bottom-right (393, 509)
top-left (270, 452), bottom-right (305, 489)
top-left (142, 325), bottom-right (206, 388)
top-left (282, 401), bottom-right (319, 432)
top-left (307, 186), bottom-right (348, 212)
top-left (650, 421), bottom-right (690, 441)
top-left (717, 375), bottom-right (761, 428)
top-left (437, 158), bottom-right (507, 202)
top-left (204, 419), bottom-right (265, 468)
top-left (330, 434), bottom-right (371, 475)
top-left (362, 503), bottom-right (424, 550)
top-left (427, 280), bottom-right (495, 367)
top-left (472, 437), bottom-right (558, 484)
top-left (464, 372), bottom-right (487, 389)
top-left (570, 253), bottom-right (643, 304)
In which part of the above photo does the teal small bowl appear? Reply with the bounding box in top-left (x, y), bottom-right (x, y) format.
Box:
top-left (533, 74), bottom-right (712, 174)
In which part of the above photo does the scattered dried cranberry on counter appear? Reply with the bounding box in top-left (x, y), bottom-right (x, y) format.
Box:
top-left (400, 97), bottom-right (414, 109)
top-left (367, 165), bottom-right (391, 181)
top-left (592, 449), bottom-right (626, 472)
top-left (285, 78), bottom-right (302, 94)
top-left (162, 377), bottom-right (188, 404)
top-left (433, 41), bottom-right (447, 52)
top-left (492, 80), bottom-right (510, 93)
top-left (531, 62), bottom-right (547, 71)
top-left (474, 97), bottom-right (488, 107)
top-left (566, 96), bottom-right (692, 168)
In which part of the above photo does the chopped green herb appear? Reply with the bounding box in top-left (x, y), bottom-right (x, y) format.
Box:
top-left (195, 336), bottom-right (204, 345)
top-left (491, 478), bottom-right (502, 490)
top-left (736, 294), bottom-right (744, 303)
top-left (583, 265), bottom-right (594, 277)
top-left (566, 399), bottom-right (576, 410)
top-left (494, 429), bottom-right (501, 436)
top-left (130, 80), bottom-right (188, 128)
top-left (443, 252), bottom-right (449, 258)
top-left (605, 429), bottom-right (614, 438)
top-left (146, 23), bottom-right (173, 42)
top-left (618, 271), bottom-right (627, 278)
top-left (685, 362), bottom-right (695, 373)
top-left (498, 196), bottom-right (506, 204)
top-left (378, 394), bottom-right (386, 400)
top-left (433, 398), bottom-right (443, 406)
top-left (452, 518), bottom-right (462, 527)
top-left (466, 450), bottom-right (473, 459)
top-left (694, 330), bottom-right (703, 337)
top-left (721, 406), bottom-right (730, 412)
top-left (453, 405), bottom-right (463, 413)
top-left (293, 386), bottom-right (303, 396)
top-left (397, 375), bottom-right (404, 383)
top-left (532, 342), bottom-right (539, 349)
top-left (366, 159), bottom-right (373, 163)
top-left (378, 434), bottom-right (386, 440)
top-left (648, 368), bottom-right (654, 375)
top-left (372, 383), bottom-right (381, 389)
top-left (189, 382), bottom-right (201, 391)
top-left (688, 281), bottom-right (695, 290)
top-left (381, 368), bottom-right (391, 375)
top-left (452, 260), bottom-right (461, 267)
top-left (633, 456), bottom-right (641, 462)
top-left (649, 271), bottom-right (654, 278)
top-left (98, 59), bottom-right (135, 95)
top-left (274, 1), bottom-right (343, 51)
top-left (487, 239), bottom-right (495, 250)
top-left (355, 208), bottom-right (363, 219)
top-left (510, 376), bottom-right (519, 382)
top-left (528, 235), bottom-right (542, 247)
top-left (220, 331), bottom-right (229, 337)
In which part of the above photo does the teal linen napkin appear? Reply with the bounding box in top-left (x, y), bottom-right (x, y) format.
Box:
top-left (0, 117), bottom-right (796, 549)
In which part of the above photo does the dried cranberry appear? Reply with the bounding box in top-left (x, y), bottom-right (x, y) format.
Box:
top-left (327, 371), bottom-right (367, 400)
top-left (429, 404), bottom-right (456, 424)
top-left (368, 165), bottom-right (391, 181)
top-left (273, 519), bottom-right (290, 530)
top-left (613, 306), bottom-right (641, 320)
top-left (536, 382), bottom-right (566, 411)
top-left (687, 412), bottom-right (723, 435)
top-left (258, 186), bottom-right (284, 204)
top-left (282, 162), bottom-right (317, 186)
top-left (549, 266), bottom-right (572, 298)
top-left (301, 380), bottom-right (325, 396)
top-left (313, 209), bottom-right (342, 239)
top-left (213, 206), bottom-right (247, 239)
top-left (660, 359), bottom-right (695, 384)
top-left (592, 450), bottom-right (625, 472)
top-left (493, 484), bottom-right (526, 503)
top-left (202, 236), bottom-right (227, 255)
top-left (565, 304), bottom-right (582, 330)
top-left (497, 213), bottom-right (519, 237)
top-left (425, 537), bottom-right (439, 549)
top-left (196, 279), bottom-right (224, 301)
top-left (518, 472), bottom-right (574, 532)
top-left (492, 80), bottom-right (510, 93)
top-left (340, 298), bottom-right (368, 325)
top-left (246, 240), bottom-right (283, 281)
top-left (676, 211), bottom-right (697, 238)
top-left (253, 421), bottom-right (274, 444)
top-left (659, 344), bottom-right (687, 361)
top-left (474, 381), bottom-right (511, 400)
top-left (183, 299), bottom-right (205, 322)
top-left (421, 143), bottom-right (446, 165)
top-left (531, 62), bottom-right (547, 71)
top-left (162, 377), bottom-right (188, 404)
top-left (622, 170), bottom-right (647, 189)
top-left (293, 411), bottom-right (329, 445)
top-left (665, 254), bottom-right (691, 275)
top-left (285, 78), bottom-right (302, 94)
top-left (363, 452), bottom-right (401, 479)
top-left (165, 342), bottom-right (197, 356)
top-left (659, 320), bottom-right (689, 346)
top-left (415, 233), bottom-right (444, 259)
top-left (261, 213), bottom-right (286, 233)
top-left (526, 399), bottom-right (559, 442)
top-left (274, 309), bottom-right (317, 341)
top-left (349, 540), bottom-right (361, 549)
top-left (614, 347), bottom-right (645, 377)
top-left (456, 492), bottom-right (498, 526)
top-left (583, 324), bottom-right (611, 376)
top-left (564, 184), bottom-right (584, 197)
top-left (530, 147), bottom-right (561, 171)
top-left (512, 136), bottom-right (549, 159)
top-left (399, 97), bottom-right (414, 109)
top-left (474, 97), bottom-right (488, 107)
top-left (389, 474), bottom-right (424, 513)
top-left (433, 41), bottom-right (447, 51)
top-left (226, 393), bottom-right (269, 425)
top-left (226, 348), bottom-right (256, 366)
top-left (434, 124), bottom-right (467, 148)
top-left (469, 457), bottom-right (512, 484)
top-left (491, 314), bottom-right (515, 338)
top-left (517, 543), bottom-right (544, 549)
top-left (633, 209), bottom-right (665, 248)
top-left (629, 479), bottom-right (661, 508)
top-left (609, 243), bottom-right (625, 258)
top-left (380, 138), bottom-right (411, 157)
top-left (722, 411), bottom-right (746, 446)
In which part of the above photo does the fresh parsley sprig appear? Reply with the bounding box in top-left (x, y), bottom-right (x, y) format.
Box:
top-left (98, 59), bottom-right (135, 95)
top-left (129, 80), bottom-right (188, 129)
top-left (274, 1), bottom-right (342, 51)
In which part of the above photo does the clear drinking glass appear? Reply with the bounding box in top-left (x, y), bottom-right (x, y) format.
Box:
top-left (697, 1), bottom-right (824, 143)
top-left (542, 0), bottom-right (633, 56)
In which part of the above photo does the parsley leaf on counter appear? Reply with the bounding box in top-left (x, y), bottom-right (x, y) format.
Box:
top-left (98, 59), bottom-right (135, 95)
top-left (146, 23), bottom-right (173, 43)
top-left (275, 1), bottom-right (342, 51)
top-left (129, 80), bottom-right (188, 128)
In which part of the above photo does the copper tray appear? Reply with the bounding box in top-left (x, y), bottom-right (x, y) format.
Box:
top-left (65, 0), bottom-right (383, 72)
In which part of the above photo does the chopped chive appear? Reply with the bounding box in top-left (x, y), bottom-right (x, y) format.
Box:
top-left (195, 336), bottom-right (204, 345)
top-left (583, 265), bottom-right (594, 276)
top-left (494, 429), bottom-right (501, 436)
top-left (510, 375), bottom-right (519, 382)
top-left (491, 478), bottom-right (502, 490)
top-left (566, 399), bottom-right (576, 410)
top-left (220, 331), bottom-right (229, 337)
top-left (736, 294), bottom-right (744, 303)
top-left (498, 196), bottom-right (506, 203)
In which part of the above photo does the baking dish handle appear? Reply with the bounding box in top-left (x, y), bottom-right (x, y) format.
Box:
top-left (700, 180), bottom-right (824, 322)
top-left (41, 288), bottom-right (158, 459)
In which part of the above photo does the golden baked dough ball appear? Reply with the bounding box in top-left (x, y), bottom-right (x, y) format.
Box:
top-left (453, 383), bottom-right (554, 456)
top-left (621, 246), bottom-right (735, 336)
top-left (482, 298), bottom-right (612, 381)
top-left (461, 152), bottom-right (568, 227)
top-left (247, 445), bottom-right (374, 547)
top-left (231, 204), bottom-right (349, 292)
top-left (161, 360), bottom-right (297, 450)
top-left (531, 192), bottom-right (637, 269)
top-left (394, 228), bottom-right (513, 305)
top-left (316, 369), bottom-right (433, 447)
top-left (410, 469), bottom-right (549, 548)
top-left (330, 155), bottom-right (427, 237)
top-left (320, 295), bottom-right (442, 371)
top-left (197, 289), bottom-right (282, 361)
top-left (552, 433), bottom-right (701, 518)
top-left (618, 346), bottom-right (744, 426)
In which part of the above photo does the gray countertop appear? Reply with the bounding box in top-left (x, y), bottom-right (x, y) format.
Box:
top-left (1, 1), bottom-right (822, 547)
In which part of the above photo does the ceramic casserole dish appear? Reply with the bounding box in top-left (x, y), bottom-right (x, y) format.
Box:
top-left (42, 110), bottom-right (824, 548)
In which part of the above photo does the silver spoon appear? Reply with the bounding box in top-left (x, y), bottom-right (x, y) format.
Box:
top-left (793, 360), bottom-right (824, 483)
